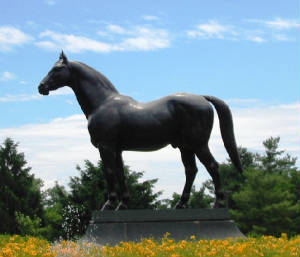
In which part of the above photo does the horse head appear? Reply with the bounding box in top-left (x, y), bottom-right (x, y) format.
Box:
top-left (38, 51), bottom-right (71, 95)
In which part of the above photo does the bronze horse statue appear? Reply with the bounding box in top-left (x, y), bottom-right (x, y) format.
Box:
top-left (38, 52), bottom-right (243, 210)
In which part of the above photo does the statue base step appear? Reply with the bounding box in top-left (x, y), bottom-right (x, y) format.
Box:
top-left (84, 208), bottom-right (245, 245)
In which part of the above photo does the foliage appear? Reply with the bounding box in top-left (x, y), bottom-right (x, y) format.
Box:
top-left (221, 137), bottom-right (300, 237)
top-left (65, 160), bottom-right (163, 238)
top-left (41, 160), bottom-right (163, 240)
top-left (0, 138), bottom-right (44, 235)
top-left (163, 137), bottom-right (299, 237)
top-left (163, 183), bottom-right (214, 209)
top-left (2, 136), bottom-right (299, 240)
top-left (231, 169), bottom-right (299, 237)
top-left (42, 182), bottom-right (69, 241)
top-left (15, 212), bottom-right (48, 238)
top-left (257, 137), bottom-right (298, 174)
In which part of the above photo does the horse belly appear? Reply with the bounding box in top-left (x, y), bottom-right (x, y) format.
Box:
top-left (119, 125), bottom-right (171, 151)
top-left (121, 141), bottom-right (169, 152)
top-left (118, 111), bottom-right (174, 151)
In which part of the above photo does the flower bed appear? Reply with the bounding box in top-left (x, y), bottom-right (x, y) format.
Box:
top-left (0, 233), bottom-right (299, 257)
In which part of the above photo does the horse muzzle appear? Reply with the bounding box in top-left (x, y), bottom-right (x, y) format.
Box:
top-left (38, 83), bottom-right (50, 95)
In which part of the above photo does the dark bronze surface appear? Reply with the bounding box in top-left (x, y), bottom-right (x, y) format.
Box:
top-left (38, 52), bottom-right (243, 210)
top-left (84, 208), bottom-right (245, 244)
top-left (92, 208), bottom-right (230, 223)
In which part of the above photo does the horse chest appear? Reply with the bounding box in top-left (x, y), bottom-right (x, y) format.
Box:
top-left (87, 111), bottom-right (119, 145)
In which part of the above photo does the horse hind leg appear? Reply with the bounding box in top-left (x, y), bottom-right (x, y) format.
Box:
top-left (175, 148), bottom-right (198, 209)
top-left (196, 146), bottom-right (226, 208)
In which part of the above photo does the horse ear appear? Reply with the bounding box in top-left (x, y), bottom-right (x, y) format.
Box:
top-left (59, 51), bottom-right (68, 64)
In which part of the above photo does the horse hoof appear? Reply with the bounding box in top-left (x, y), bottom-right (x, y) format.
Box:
top-left (115, 202), bottom-right (128, 211)
top-left (174, 202), bottom-right (187, 209)
top-left (101, 200), bottom-right (115, 211)
top-left (213, 200), bottom-right (226, 208)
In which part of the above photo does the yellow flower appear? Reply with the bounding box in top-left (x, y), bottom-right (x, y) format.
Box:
top-left (281, 233), bottom-right (288, 240)
top-left (164, 232), bottom-right (171, 238)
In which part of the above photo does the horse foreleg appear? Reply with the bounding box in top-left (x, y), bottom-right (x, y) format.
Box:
top-left (99, 146), bottom-right (118, 211)
top-left (196, 146), bottom-right (225, 208)
top-left (175, 149), bottom-right (198, 209)
top-left (115, 152), bottom-right (130, 211)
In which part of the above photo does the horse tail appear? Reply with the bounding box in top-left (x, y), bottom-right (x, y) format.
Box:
top-left (203, 95), bottom-right (243, 174)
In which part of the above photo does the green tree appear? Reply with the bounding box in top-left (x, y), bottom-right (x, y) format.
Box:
top-left (42, 182), bottom-right (69, 241)
top-left (231, 169), bottom-right (299, 237)
top-left (165, 147), bottom-right (256, 210)
top-left (0, 138), bottom-right (44, 234)
top-left (229, 137), bottom-right (300, 237)
top-left (66, 160), bottom-right (163, 237)
top-left (256, 137), bottom-right (298, 174)
top-left (217, 146), bottom-right (256, 209)
top-left (163, 182), bottom-right (214, 209)
top-left (15, 212), bottom-right (47, 237)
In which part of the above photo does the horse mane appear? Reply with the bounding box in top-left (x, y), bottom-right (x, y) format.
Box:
top-left (70, 61), bottom-right (119, 93)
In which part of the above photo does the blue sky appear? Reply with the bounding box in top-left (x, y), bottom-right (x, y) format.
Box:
top-left (0, 1), bottom-right (299, 198)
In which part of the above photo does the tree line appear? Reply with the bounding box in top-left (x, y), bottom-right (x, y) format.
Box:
top-left (0, 137), bottom-right (299, 241)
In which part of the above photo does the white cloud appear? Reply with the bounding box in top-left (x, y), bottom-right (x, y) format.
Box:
top-left (246, 35), bottom-right (265, 43)
top-left (36, 26), bottom-right (171, 53)
top-left (273, 34), bottom-right (291, 41)
top-left (0, 71), bottom-right (16, 81)
top-left (36, 40), bottom-right (57, 50)
top-left (263, 18), bottom-right (300, 30)
top-left (0, 26), bottom-right (33, 52)
top-left (231, 103), bottom-right (300, 153)
top-left (36, 30), bottom-right (114, 53)
top-left (143, 15), bottom-right (160, 21)
top-left (0, 101), bottom-right (298, 199)
top-left (0, 94), bottom-right (41, 102)
top-left (197, 21), bottom-right (230, 38)
top-left (119, 27), bottom-right (170, 51)
top-left (50, 87), bottom-right (73, 96)
top-left (245, 18), bottom-right (300, 42)
top-left (226, 98), bottom-right (261, 105)
top-left (45, 0), bottom-right (56, 6)
top-left (188, 18), bottom-right (299, 43)
top-left (187, 20), bottom-right (235, 39)
top-left (97, 30), bottom-right (109, 37)
top-left (0, 88), bottom-right (72, 103)
top-left (107, 25), bottom-right (127, 34)
top-left (0, 114), bottom-right (93, 191)
top-left (26, 21), bottom-right (37, 27)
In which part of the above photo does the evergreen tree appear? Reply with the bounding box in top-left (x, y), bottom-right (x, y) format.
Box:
top-left (66, 160), bottom-right (163, 236)
top-left (163, 182), bottom-right (214, 209)
top-left (215, 146), bottom-right (257, 209)
top-left (256, 137), bottom-right (298, 174)
top-left (231, 169), bottom-right (299, 236)
top-left (0, 138), bottom-right (44, 234)
top-left (229, 137), bottom-right (300, 236)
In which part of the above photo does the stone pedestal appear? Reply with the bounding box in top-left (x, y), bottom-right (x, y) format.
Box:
top-left (84, 208), bottom-right (244, 245)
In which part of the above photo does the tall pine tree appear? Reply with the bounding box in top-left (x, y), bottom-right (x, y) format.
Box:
top-left (0, 138), bottom-right (44, 234)
top-left (230, 137), bottom-right (300, 236)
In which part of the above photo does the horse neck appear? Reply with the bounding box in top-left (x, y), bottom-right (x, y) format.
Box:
top-left (69, 62), bottom-right (119, 118)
